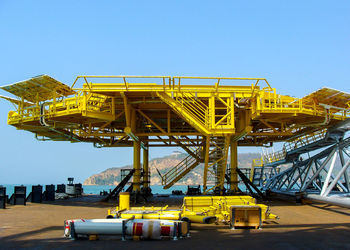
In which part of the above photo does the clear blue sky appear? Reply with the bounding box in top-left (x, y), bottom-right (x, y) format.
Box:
top-left (0, 0), bottom-right (349, 184)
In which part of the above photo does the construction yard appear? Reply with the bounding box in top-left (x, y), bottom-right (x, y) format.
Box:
top-left (1, 196), bottom-right (350, 249)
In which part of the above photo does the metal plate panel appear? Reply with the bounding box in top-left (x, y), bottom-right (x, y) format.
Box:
top-left (0, 75), bottom-right (75, 102)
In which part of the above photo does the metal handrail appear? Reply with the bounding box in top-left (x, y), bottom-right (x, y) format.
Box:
top-left (71, 75), bottom-right (172, 90)
top-left (161, 149), bottom-right (200, 185)
top-left (252, 129), bottom-right (328, 167)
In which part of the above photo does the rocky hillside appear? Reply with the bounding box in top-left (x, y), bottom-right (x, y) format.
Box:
top-left (83, 152), bottom-right (261, 186)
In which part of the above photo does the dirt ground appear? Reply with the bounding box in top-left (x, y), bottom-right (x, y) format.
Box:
top-left (1, 195), bottom-right (350, 250)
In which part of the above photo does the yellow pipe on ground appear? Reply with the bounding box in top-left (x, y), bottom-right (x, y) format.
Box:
top-left (119, 211), bottom-right (181, 220)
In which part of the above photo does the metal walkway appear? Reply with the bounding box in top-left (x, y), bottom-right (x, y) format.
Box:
top-left (250, 118), bottom-right (350, 186)
top-left (257, 119), bottom-right (350, 207)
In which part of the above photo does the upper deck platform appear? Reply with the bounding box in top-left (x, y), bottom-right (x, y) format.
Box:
top-left (1, 75), bottom-right (349, 147)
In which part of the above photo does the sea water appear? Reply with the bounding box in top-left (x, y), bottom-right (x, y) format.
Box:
top-left (1, 184), bottom-right (247, 197)
top-left (83, 184), bottom-right (192, 195)
top-left (1, 184), bottom-right (190, 197)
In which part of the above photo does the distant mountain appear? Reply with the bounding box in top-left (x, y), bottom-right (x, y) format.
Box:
top-left (83, 152), bottom-right (261, 186)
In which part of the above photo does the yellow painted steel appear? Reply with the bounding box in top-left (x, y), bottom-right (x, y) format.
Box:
top-left (117, 211), bottom-right (182, 220)
top-left (143, 145), bottom-right (149, 188)
top-left (133, 140), bottom-right (141, 192)
top-left (108, 195), bottom-right (277, 227)
top-left (111, 209), bottom-right (215, 224)
top-left (230, 141), bottom-right (238, 192)
top-left (119, 192), bottom-right (130, 210)
top-left (251, 128), bottom-right (329, 170)
top-left (230, 205), bottom-right (262, 229)
top-left (182, 196), bottom-right (277, 222)
top-left (1, 75), bottom-right (350, 191)
top-left (1, 75), bottom-right (75, 102)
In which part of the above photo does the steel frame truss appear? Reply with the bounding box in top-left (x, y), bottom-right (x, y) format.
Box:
top-left (264, 136), bottom-right (350, 197)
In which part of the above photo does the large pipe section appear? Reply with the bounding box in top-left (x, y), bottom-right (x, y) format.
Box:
top-left (304, 194), bottom-right (350, 209)
top-left (116, 210), bottom-right (216, 223)
top-left (115, 192), bottom-right (216, 223)
top-left (64, 218), bottom-right (188, 240)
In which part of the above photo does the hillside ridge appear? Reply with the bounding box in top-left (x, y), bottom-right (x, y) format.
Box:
top-left (83, 152), bottom-right (260, 186)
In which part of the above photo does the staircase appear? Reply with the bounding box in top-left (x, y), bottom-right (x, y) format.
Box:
top-left (214, 137), bottom-right (225, 185)
top-left (157, 92), bottom-right (211, 135)
top-left (251, 167), bottom-right (264, 186)
top-left (86, 93), bottom-right (109, 112)
top-left (250, 130), bottom-right (330, 187)
top-left (171, 135), bottom-right (200, 159)
top-left (157, 91), bottom-right (236, 135)
top-left (252, 129), bottom-right (329, 168)
top-left (161, 149), bottom-right (201, 189)
top-left (101, 169), bottom-right (135, 201)
top-left (160, 136), bottom-right (231, 190)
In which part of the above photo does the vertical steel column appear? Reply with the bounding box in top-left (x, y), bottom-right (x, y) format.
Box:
top-left (143, 144), bottom-right (149, 188)
top-left (131, 109), bottom-right (141, 192)
top-left (339, 149), bottom-right (350, 192)
top-left (230, 140), bottom-right (238, 192)
top-left (320, 150), bottom-right (338, 196)
top-left (250, 164), bottom-right (255, 182)
top-left (203, 136), bottom-right (211, 192)
top-left (210, 94), bottom-right (215, 130)
top-left (133, 141), bottom-right (141, 192)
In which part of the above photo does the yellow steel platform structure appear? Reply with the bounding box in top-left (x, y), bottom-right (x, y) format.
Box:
top-left (1, 75), bottom-right (350, 194)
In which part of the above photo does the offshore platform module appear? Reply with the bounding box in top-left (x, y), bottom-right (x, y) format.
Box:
top-left (1, 75), bottom-right (350, 195)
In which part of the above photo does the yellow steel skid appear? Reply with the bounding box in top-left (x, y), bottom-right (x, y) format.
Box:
top-left (182, 196), bottom-right (278, 222)
top-left (108, 194), bottom-right (277, 226)
top-left (1, 75), bottom-right (350, 190)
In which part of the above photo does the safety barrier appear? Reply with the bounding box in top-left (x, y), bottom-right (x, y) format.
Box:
top-left (56, 184), bottom-right (66, 193)
top-left (26, 185), bottom-right (43, 203)
top-left (74, 183), bottom-right (83, 196)
top-left (43, 185), bottom-right (55, 201)
top-left (8, 186), bottom-right (26, 205)
top-left (0, 186), bottom-right (6, 209)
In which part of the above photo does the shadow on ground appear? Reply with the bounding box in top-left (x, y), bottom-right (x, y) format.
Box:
top-left (1, 221), bottom-right (350, 250)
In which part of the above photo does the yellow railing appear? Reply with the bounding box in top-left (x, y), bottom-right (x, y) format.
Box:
top-left (172, 135), bottom-right (199, 155)
top-left (284, 129), bottom-right (327, 152)
top-left (174, 91), bottom-right (209, 127)
top-left (252, 158), bottom-right (264, 167)
top-left (72, 75), bottom-right (172, 91)
top-left (255, 88), bottom-right (349, 120)
top-left (262, 150), bottom-right (286, 165)
top-left (85, 93), bottom-right (111, 113)
top-left (161, 149), bottom-right (201, 188)
top-left (7, 91), bottom-right (115, 125)
top-left (252, 128), bottom-right (328, 167)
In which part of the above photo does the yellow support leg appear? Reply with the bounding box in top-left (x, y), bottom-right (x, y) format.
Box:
top-left (133, 140), bottom-right (141, 192)
top-left (230, 140), bottom-right (238, 192)
top-left (250, 164), bottom-right (255, 182)
top-left (203, 136), bottom-right (211, 193)
top-left (143, 145), bottom-right (149, 188)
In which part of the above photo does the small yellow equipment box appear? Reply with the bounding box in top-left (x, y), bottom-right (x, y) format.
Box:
top-left (230, 205), bottom-right (261, 229)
